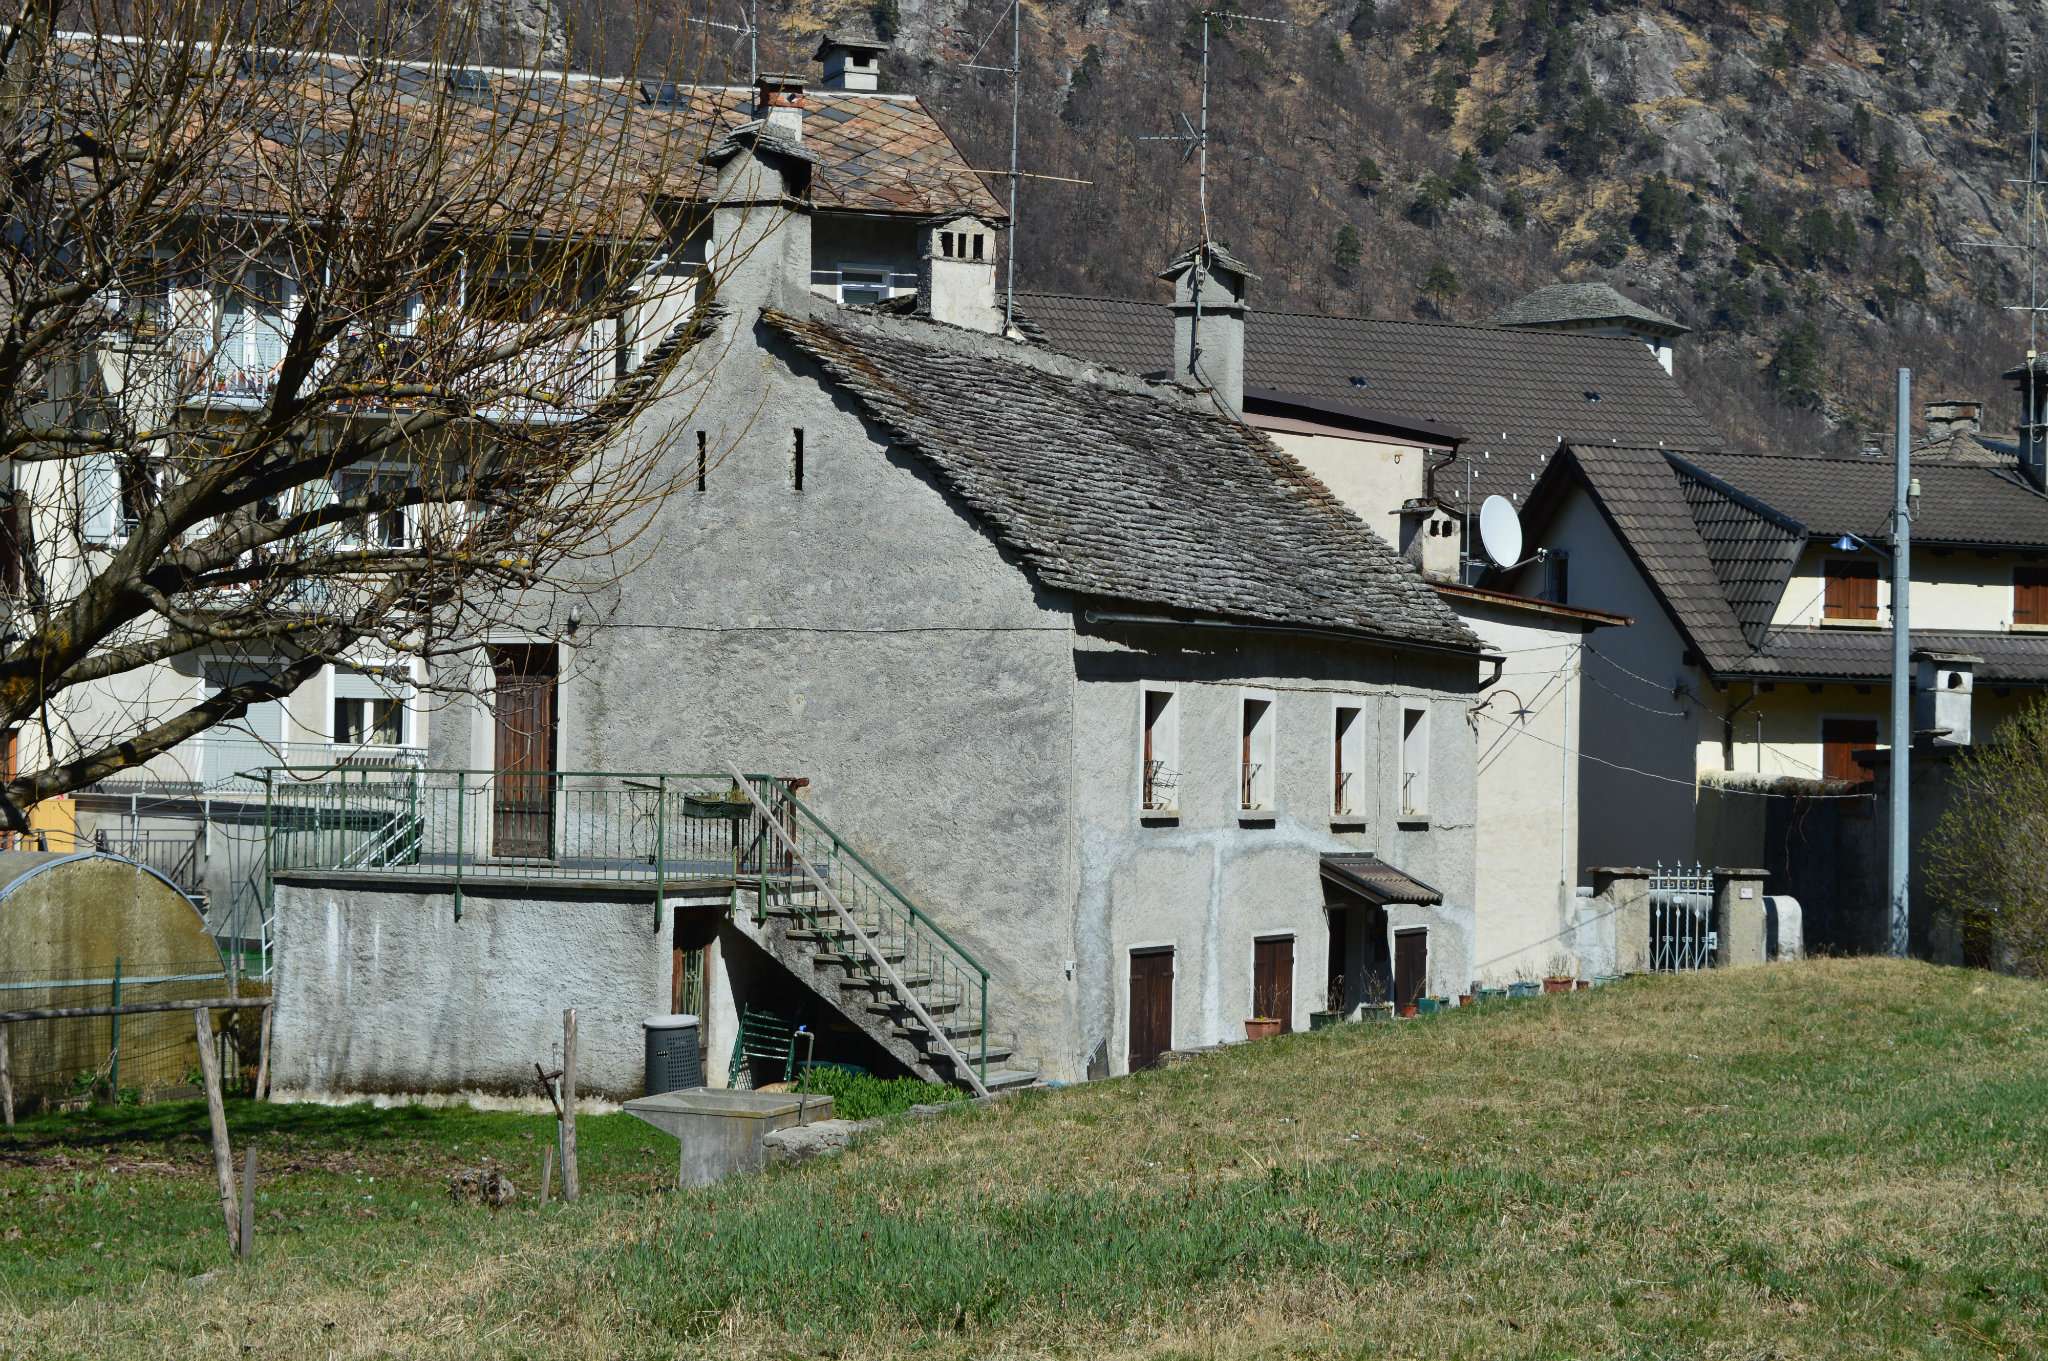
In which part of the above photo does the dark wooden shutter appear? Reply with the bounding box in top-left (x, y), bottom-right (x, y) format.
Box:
top-left (1821, 717), bottom-right (1880, 784)
top-left (1128, 948), bottom-right (1174, 1071)
top-left (1824, 560), bottom-right (1878, 621)
top-left (2017, 567), bottom-right (2048, 626)
top-left (1253, 935), bottom-right (1294, 1031)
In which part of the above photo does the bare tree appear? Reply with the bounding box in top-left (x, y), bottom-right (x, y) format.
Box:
top-left (1925, 697), bottom-right (2048, 975)
top-left (0, 0), bottom-right (738, 829)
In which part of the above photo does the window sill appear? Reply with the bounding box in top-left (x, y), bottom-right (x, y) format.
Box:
top-left (1818, 618), bottom-right (1882, 628)
top-left (1329, 815), bottom-right (1368, 830)
top-left (2013, 623), bottom-right (2048, 633)
top-left (1237, 811), bottom-right (1276, 827)
top-left (1138, 810), bottom-right (1181, 826)
top-left (1396, 815), bottom-right (1431, 829)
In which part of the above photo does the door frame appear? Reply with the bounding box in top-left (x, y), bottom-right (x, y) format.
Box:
top-left (1126, 942), bottom-right (1176, 1073)
top-left (1250, 930), bottom-right (1297, 1032)
top-left (487, 643), bottom-right (560, 861)
top-left (1393, 926), bottom-right (1430, 1012)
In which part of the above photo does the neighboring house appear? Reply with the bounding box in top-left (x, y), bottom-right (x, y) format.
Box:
top-left (23, 38), bottom-right (1003, 959)
top-left (266, 99), bottom-right (1496, 1100)
top-left (1503, 394), bottom-right (2048, 950)
top-left (1016, 272), bottom-right (1662, 983)
top-left (1489, 281), bottom-right (1689, 376)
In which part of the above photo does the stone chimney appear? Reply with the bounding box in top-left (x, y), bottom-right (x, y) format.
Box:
top-left (700, 76), bottom-right (817, 315)
top-left (1923, 398), bottom-right (1981, 442)
top-left (813, 28), bottom-right (888, 92)
top-left (1159, 242), bottom-right (1254, 418)
top-left (917, 214), bottom-right (1001, 333)
top-left (2005, 358), bottom-right (2048, 491)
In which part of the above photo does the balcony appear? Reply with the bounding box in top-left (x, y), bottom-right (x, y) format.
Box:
top-left (84, 737), bottom-right (428, 801)
top-left (166, 317), bottom-right (618, 423)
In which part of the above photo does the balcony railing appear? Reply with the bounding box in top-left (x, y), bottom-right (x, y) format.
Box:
top-left (85, 738), bottom-right (427, 799)
top-left (166, 319), bottom-right (617, 421)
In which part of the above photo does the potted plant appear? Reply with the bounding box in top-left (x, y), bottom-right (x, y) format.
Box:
top-left (1507, 980), bottom-right (1539, 999)
top-left (1245, 1016), bottom-right (1282, 1040)
top-left (1366, 1000), bottom-right (1395, 1021)
top-left (683, 787), bottom-right (752, 820)
top-left (1542, 975), bottom-right (1574, 994)
top-left (1415, 996), bottom-right (1443, 1017)
top-left (1309, 976), bottom-right (1345, 1031)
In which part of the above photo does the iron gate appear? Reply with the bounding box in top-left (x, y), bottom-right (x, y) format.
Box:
top-left (1648, 862), bottom-right (1716, 971)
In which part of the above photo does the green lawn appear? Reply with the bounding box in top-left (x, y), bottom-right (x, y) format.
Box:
top-left (3, 958), bottom-right (2045, 1358)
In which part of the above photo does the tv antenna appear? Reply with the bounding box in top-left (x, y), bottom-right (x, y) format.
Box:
top-left (957, 1), bottom-right (1092, 334)
top-left (682, 0), bottom-right (759, 83)
top-left (1956, 65), bottom-right (2045, 458)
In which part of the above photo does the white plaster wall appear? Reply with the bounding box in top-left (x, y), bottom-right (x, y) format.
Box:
top-left (1070, 630), bottom-right (1477, 1073)
top-left (270, 878), bottom-right (670, 1100)
top-left (1769, 544), bottom-right (2034, 632)
top-left (1513, 486), bottom-right (1703, 873)
top-left (1263, 428), bottom-right (1426, 549)
top-left (1451, 598), bottom-right (1591, 983)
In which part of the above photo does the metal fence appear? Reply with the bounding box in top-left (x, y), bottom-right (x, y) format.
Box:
top-left (0, 958), bottom-right (237, 1113)
top-left (1648, 862), bottom-right (1717, 972)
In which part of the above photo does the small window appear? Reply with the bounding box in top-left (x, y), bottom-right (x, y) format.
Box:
top-left (446, 69), bottom-right (491, 96)
top-left (333, 667), bottom-right (408, 749)
top-left (792, 428), bottom-right (805, 491)
top-left (971, 233), bottom-right (985, 261)
top-left (1240, 691), bottom-right (1275, 811)
top-left (335, 469), bottom-right (412, 548)
top-left (1333, 704), bottom-right (1363, 815)
top-left (1823, 559), bottom-right (1879, 622)
top-left (0, 496), bottom-right (24, 594)
top-left (1821, 717), bottom-right (1879, 784)
top-left (116, 458), bottom-right (165, 540)
top-left (2016, 566), bottom-right (2048, 627)
top-left (839, 269), bottom-right (889, 305)
top-left (1139, 685), bottom-right (1180, 812)
top-left (1398, 702), bottom-right (1430, 819)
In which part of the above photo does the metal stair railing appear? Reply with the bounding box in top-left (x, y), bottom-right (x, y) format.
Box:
top-left (725, 764), bottom-right (992, 1098)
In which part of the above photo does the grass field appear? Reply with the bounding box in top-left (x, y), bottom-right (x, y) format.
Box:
top-left (2, 958), bottom-right (2044, 1358)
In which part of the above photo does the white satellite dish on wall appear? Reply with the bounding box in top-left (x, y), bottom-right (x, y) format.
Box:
top-left (1477, 495), bottom-right (1524, 569)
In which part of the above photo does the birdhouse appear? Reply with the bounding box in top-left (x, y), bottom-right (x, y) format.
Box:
top-left (1913, 650), bottom-right (1979, 747)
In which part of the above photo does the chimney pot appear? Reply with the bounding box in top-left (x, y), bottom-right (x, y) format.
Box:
top-left (814, 30), bottom-right (889, 92)
top-left (1924, 398), bottom-right (1981, 442)
top-left (1160, 242), bottom-right (1255, 418)
top-left (755, 73), bottom-right (808, 140)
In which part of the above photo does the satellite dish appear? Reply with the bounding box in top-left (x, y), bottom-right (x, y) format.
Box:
top-left (1478, 495), bottom-right (1524, 569)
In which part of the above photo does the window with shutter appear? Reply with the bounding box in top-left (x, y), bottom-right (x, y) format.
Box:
top-left (1821, 718), bottom-right (1880, 783)
top-left (2015, 567), bottom-right (2048, 627)
top-left (1823, 559), bottom-right (1879, 622)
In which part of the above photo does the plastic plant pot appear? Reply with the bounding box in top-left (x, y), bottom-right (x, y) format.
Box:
top-left (1542, 976), bottom-right (1574, 995)
top-left (1415, 997), bottom-right (1442, 1016)
top-left (1508, 981), bottom-right (1539, 999)
top-left (1308, 1011), bottom-right (1342, 1031)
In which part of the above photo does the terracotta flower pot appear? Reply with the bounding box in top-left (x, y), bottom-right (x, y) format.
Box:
top-left (1398, 1003), bottom-right (1419, 1018)
top-left (1456, 994), bottom-right (1472, 1008)
top-left (1542, 976), bottom-right (1574, 995)
top-left (1574, 979), bottom-right (1591, 992)
top-left (1245, 1017), bottom-right (1282, 1041)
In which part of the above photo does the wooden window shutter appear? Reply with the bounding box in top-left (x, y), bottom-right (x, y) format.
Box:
top-left (2017, 567), bottom-right (2048, 626)
top-left (1824, 560), bottom-right (1878, 621)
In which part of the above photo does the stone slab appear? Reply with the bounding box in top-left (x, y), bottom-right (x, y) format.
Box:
top-left (623, 1086), bottom-right (834, 1186)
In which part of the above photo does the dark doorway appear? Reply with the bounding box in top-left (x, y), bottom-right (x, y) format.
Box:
top-left (1128, 947), bottom-right (1174, 1071)
top-left (1253, 935), bottom-right (1294, 1031)
top-left (1393, 928), bottom-right (1428, 1013)
top-left (1326, 910), bottom-right (1346, 1012)
top-left (490, 645), bottom-right (558, 859)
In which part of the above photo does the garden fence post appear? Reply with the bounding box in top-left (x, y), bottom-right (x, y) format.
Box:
top-left (108, 956), bottom-right (122, 1098)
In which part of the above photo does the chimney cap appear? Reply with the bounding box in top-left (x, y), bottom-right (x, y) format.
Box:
top-left (1158, 240), bottom-right (1258, 284)
top-left (813, 27), bottom-right (890, 59)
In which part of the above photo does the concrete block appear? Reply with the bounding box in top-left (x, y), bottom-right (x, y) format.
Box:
top-left (1714, 870), bottom-right (1769, 967)
top-left (624, 1087), bottom-right (834, 1187)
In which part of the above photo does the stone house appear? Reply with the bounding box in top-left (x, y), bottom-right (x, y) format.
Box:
top-left (269, 95), bottom-right (1497, 1098)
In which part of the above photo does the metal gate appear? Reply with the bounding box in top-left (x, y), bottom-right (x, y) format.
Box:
top-left (1649, 862), bottom-right (1716, 971)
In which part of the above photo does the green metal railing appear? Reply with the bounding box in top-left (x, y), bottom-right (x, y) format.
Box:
top-left (262, 766), bottom-right (780, 922)
top-left (736, 774), bottom-right (991, 1088)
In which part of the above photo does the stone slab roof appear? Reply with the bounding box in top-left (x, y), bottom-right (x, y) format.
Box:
top-left (1009, 291), bottom-right (1720, 507)
top-left (1490, 282), bottom-right (1686, 335)
top-left (762, 309), bottom-right (1482, 652)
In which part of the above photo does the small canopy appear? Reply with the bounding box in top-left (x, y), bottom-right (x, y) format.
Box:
top-left (1321, 852), bottom-right (1442, 907)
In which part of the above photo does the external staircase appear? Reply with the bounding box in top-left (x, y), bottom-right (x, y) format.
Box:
top-left (726, 771), bottom-right (1038, 1095)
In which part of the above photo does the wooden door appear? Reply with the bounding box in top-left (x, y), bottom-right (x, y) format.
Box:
top-left (1393, 929), bottom-right (1428, 1013)
top-left (1253, 935), bottom-right (1294, 1032)
top-left (491, 646), bottom-right (558, 858)
top-left (1128, 948), bottom-right (1174, 1072)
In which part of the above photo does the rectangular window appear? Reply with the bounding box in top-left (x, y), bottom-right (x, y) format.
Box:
top-left (1543, 549), bottom-right (1570, 605)
top-left (792, 428), bottom-right (804, 491)
top-left (839, 269), bottom-right (889, 306)
top-left (335, 469), bottom-right (412, 548)
top-left (2016, 566), bottom-right (2048, 627)
top-left (1821, 717), bottom-right (1880, 784)
top-left (0, 496), bottom-right (23, 594)
top-left (1139, 685), bottom-right (1180, 812)
top-left (1823, 559), bottom-right (1878, 621)
top-left (333, 665), bottom-right (410, 748)
top-left (1398, 703), bottom-right (1430, 819)
top-left (696, 431), bottom-right (707, 492)
top-left (1333, 703), bottom-right (1363, 815)
top-left (1240, 691), bottom-right (1275, 811)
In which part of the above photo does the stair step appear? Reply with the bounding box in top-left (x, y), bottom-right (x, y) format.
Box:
top-left (978, 1068), bottom-right (1040, 1092)
top-left (838, 972), bottom-right (936, 994)
top-left (808, 948), bottom-right (908, 968)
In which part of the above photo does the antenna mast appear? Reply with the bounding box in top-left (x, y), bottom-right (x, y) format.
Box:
top-left (962, 1), bottom-right (1025, 331)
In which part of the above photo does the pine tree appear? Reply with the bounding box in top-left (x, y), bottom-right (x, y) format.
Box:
top-left (1421, 259), bottom-right (1462, 315)
top-left (1449, 149), bottom-right (1483, 198)
top-left (1353, 155), bottom-right (1384, 194)
top-left (1871, 138), bottom-right (1904, 222)
top-left (1333, 223), bottom-right (1363, 278)
top-left (1630, 173), bottom-right (1684, 251)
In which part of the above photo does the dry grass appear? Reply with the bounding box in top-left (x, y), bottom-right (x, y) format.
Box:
top-left (4, 958), bottom-right (2045, 1359)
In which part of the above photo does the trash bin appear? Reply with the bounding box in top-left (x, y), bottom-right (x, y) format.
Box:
top-left (643, 1014), bottom-right (702, 1096)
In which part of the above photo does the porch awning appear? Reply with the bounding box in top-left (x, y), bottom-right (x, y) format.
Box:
top-left (1320, 852), bottom-right (1442, 907)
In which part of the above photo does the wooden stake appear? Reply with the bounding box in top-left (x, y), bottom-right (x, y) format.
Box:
top-left (193, 1008), bottom-right (239, 1254)
top-left (254, 1005), bottom-right (273, 1102)
top-left (0, 1023), bottom-right (13, 1129)
top-left (560, 1008), bottom-right (579, 1203)
top-left (238, 1147), bottom-right (256, 1260)
top-left (539, 1145), bottom-right (553, 1207)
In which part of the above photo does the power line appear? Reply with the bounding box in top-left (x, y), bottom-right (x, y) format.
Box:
top-left (1470, 709), bottom-right (1874, 800)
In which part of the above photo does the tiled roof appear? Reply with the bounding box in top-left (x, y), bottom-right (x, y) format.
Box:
top-left (1491, 282), bottom-right (1686, 335)
top-left (1321, 852), bottom-right (1443, 906)
top-left (66, 43), bottom-right (1003, 228)
top-left (1009, 291), bottom-right (1721, 505)
top-left (1682, 451), bottom-right (2048, 548)
top-left (1739, 628), bottom-right (2048, 683)
top-left (1668, 455), bottom-right (1806, 648)
top-left (762, 309), bottom-right (1482, 652)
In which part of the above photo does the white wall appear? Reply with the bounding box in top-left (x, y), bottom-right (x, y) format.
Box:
top-left (1259, 426), bottom-right (1430, 549)
top-left (1769, 544), bottom-right (2037, 632)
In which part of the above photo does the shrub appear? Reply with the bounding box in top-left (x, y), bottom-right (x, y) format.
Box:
top-left (793, 1066), bottom-right (968, 1121)
top-left (1927, 697), bottom-right (2048, 974)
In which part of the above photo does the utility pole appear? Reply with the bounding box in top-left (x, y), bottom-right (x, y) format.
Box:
top-left (1889, 368), bottom-right (1912, 958)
